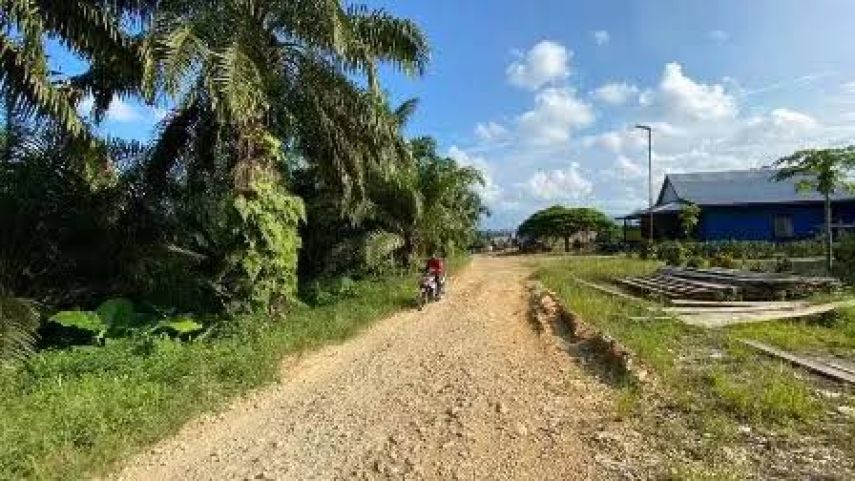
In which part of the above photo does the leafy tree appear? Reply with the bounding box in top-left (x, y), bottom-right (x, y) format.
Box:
top-left (679, 203), bottom-right (701, 240)
top-left (518, 206), bottom-right (615, 252)
top-left (774, 146), bottom-right (855, 273)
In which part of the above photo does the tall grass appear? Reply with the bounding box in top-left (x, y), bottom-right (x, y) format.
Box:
top-left (0, 262), bottom-right (466, 480)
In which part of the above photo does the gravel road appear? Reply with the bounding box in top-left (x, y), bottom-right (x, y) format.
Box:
top-left (112, 256), bottom-right (638, 480)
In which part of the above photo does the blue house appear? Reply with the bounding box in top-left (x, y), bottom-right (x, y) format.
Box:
top-left (622, 168), bottom-right (855, 241)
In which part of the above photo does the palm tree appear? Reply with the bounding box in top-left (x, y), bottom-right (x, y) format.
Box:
top-left (142, 1), bottom-right (429, 199)
top-left (0, 294), bottom-right (39, 362)
top-left (0, 0), bottom-right (154, 138)
top-left (412, 137), bottom-right (487, 255)
top-left (775, 146), bottom-right (855, 273)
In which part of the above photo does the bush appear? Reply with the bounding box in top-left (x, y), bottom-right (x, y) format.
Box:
top-left (656, 241), bottom-right (687, 266)
top-left (710, 253), bottom-right (737, 269)
top-left (834, 234), bottom-right (855, 283)
top-left (686, 256), bottom-right (709, 269)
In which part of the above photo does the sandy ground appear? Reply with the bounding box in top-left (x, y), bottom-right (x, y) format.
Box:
top-left (111, 256), bottom-right (639, 481)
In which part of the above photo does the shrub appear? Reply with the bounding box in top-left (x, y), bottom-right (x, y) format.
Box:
top-left (834, 234), bottom-right (855, 283)
top-left (710, 253), bottom-right (737, 269)
top-left (656, 241), bottom-right (687, 266)
top-left (774, 256), bottom-right (793, 273)
top-left (686, 256), bottom-right (709, 269)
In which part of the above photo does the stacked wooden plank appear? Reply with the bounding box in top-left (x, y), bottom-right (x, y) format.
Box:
top-left (616, 267), bottom-right (840, 302)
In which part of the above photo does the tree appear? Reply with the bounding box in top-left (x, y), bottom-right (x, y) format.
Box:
top-left (518, 206), bottom-right (615, 252)
top-left (774, 146), bottom-right (855, 273)
top-left (0, 0), bottom-right (155, 139)
top-left (679, 203), bottom-right (701, 240)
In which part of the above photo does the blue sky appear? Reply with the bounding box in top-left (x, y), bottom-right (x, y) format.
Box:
top-left (66, 0), bottom-right (855, 228)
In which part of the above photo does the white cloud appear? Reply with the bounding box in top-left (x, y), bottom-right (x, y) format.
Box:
top-left (448, 146), bottom-right (503, 204)
top-left (78, 95), bottom-right (164, 124)
top-left (707, 30), bottom-right (729, 43)
top-left (506, 41), bottom-right (571, 90)
top-left (658, 62), bottom-right (737, 121)
top-left (474, 121), bottom-right (509, 142)
top-left (107, 98), bottom-right (142, 122)
top-left (593, 30), bottom-right (610, 46)
top-left (615, 155), bottom-right (645, 178)
top-left (841, 81), bottom-right (855, 94)
top-left (593, 82), bottom-right (640, 105)
top-left (524, 163), bottom-right (593, 201)
top-left (518, 87), bottom-right (594, 146)
top-left (770, 108), bottom-right (819, 131)
top-left (638, 89), bottom-right (654, 106)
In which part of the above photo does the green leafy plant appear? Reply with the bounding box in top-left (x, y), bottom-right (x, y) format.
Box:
top-left (679, 203), bottom-right (701, 240)
top-left (49, 298), bottom-right (203, 344)
top-left (656, 241), bottom-right (687, 266)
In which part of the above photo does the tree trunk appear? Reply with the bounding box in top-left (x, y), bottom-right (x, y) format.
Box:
top-left (825, 193), bottom-right (833, 274)
top-left (563, 235), bottom-right (570, 252)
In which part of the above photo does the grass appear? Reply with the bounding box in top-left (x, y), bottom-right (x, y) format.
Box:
top-left (0, 258), bottom-right (468, 481)
top-left (532, 255), bottom-right (855, 478)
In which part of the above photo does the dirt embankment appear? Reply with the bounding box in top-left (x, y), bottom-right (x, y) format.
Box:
top-left (111, 256), bottom-right (648, 480)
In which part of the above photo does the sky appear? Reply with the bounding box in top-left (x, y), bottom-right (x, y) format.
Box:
top-left (63, 0), bottom-right (855, 229)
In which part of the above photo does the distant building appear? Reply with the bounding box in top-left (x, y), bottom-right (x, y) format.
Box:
top-left (620, 168), bottom-right (855, 241)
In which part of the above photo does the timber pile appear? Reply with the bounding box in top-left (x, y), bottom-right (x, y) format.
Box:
top-left (616, 267), bottom-right (840, 302)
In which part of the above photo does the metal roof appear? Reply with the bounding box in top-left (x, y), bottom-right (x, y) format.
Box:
top-left (619, 201), bottom-right (685, 219)
top-left (662, 168), bottom-right (855, 206)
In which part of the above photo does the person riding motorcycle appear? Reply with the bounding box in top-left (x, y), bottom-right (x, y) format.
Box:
top-left (424, 253), bottom-right (446, 297)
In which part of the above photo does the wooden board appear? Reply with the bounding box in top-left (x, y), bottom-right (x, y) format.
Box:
top-left (669, 299), bottom-right (807, 308)
top-left (739, 339), bottom-right (855, 384)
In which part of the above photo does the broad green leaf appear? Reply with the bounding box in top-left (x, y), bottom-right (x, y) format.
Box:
top-left (157, 316), bottom-right (203, 335)
top-left (96, 298), bottom-right (135, 328)
top-left (49, 311), bottom-right (106, 333)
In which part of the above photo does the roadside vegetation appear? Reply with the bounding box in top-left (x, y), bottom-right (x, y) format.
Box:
top-left (0, 257), bottom-right (469, 480)
top-left (534, 256), bottom-right (855, 479)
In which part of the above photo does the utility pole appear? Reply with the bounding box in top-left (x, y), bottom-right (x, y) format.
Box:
top-left (635, 125), bottom-right (653, 241)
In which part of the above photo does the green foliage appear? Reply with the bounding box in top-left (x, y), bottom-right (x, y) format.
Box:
top-left (155, 316), bottom-right (204, 336)
top-left (518, 205), bottom-right (615, 252)
top-left (225, 181), bottom-right (305, 315)
top-left (707, 366), bottom-right (819, 422)
top-left (679, 203), bottom-right (701, 239)
top-left (364, 231), bottom-right (406, 274)
top-left (834, 234), bottom-right (855, 283)
top-left (0, 295), bottom-right (40, 362)
top-left (656, 241), bottom-right (687, 266)
top-left (654, 239), bottom-right (826, 264)
top-left (49, 298), bottom-right (203, 344)
top-left (50, 311), bottom-right (106, 336)
top-left (774, 146), bottom-right (855, 272)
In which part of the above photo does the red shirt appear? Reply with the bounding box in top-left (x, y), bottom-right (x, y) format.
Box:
top-left (426, 257), bottom-right (444, 274)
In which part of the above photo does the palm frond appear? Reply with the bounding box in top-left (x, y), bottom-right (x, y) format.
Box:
top-left (0, 295), bottom-right (40, 362)
top-left (0, 32), bottom-right (88, 138)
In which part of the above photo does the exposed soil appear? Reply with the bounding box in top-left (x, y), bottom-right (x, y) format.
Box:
top-left (110, 256), bottom-right (649, 480)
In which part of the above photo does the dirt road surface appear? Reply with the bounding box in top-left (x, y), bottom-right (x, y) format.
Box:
top-left (112, 256), bottom-right (641, 480)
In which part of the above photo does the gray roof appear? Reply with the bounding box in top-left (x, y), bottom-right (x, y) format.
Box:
top-left (662, 168), bottom-right (855, 206)
top-left (621, 201), bottom-right (685, 219)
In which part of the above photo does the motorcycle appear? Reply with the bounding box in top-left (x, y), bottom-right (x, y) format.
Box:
top-left (417, 273), bottom-right (444, 310)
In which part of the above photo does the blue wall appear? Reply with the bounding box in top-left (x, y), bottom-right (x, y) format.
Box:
top-left (698, 202), bottom-right (855, 241)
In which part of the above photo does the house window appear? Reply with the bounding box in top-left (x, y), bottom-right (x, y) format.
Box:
top-left (774, 215), bottom-right (794, 239)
